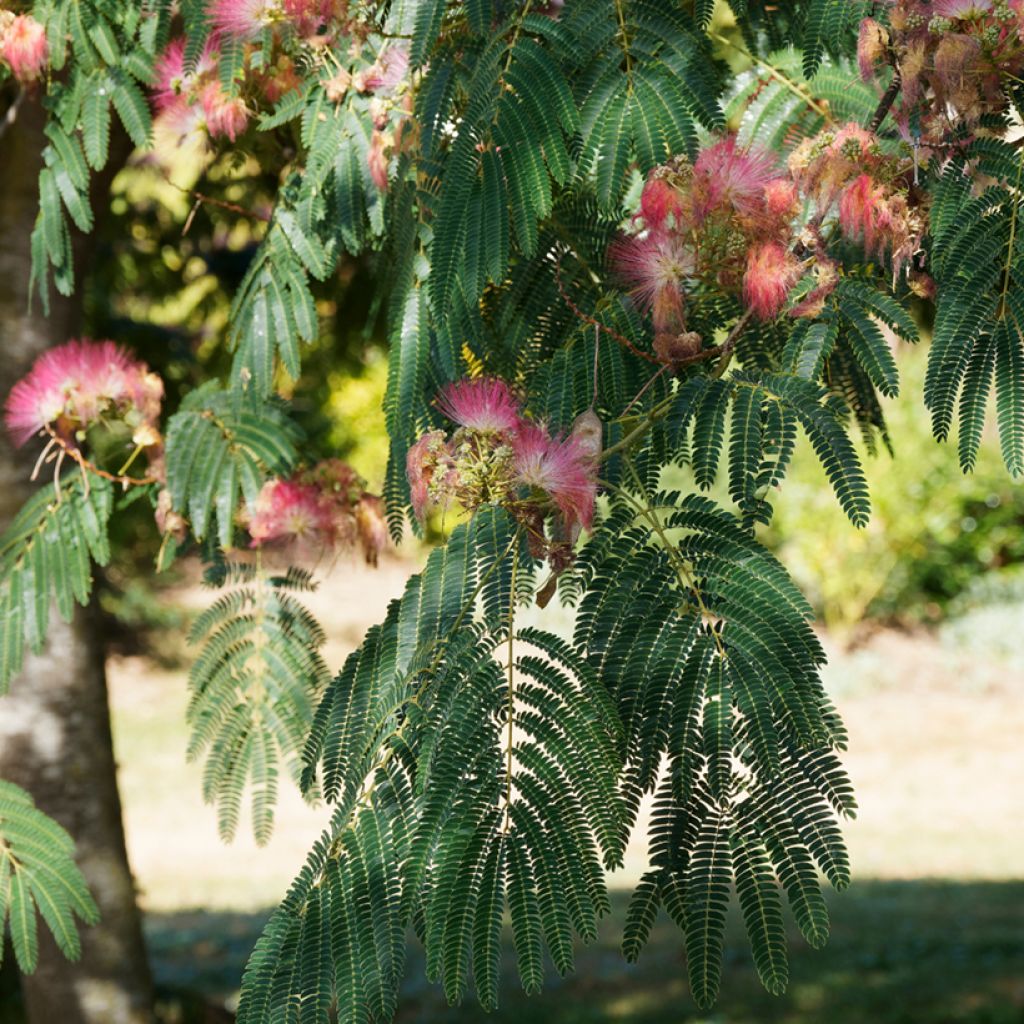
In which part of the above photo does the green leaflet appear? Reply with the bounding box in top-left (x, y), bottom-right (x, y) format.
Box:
top-left (0, 474), bottom-right (113, 694)
top-left (28, 0), bottom-right (159, 307)
top-left (238, 509), bottom-right (629, 1021)
top-left (164, 384), bottom-right (302, 549)
top-left (584, 487), bottom-right (851, 1008)
top-left (188, 562), bottom-right (331, 845)
top-left (925, 141), bottom-right (1024, 477)
top-left (0, 780), bottom-right (99, 973)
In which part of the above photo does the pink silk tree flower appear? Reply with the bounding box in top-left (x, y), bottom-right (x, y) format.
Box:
top-left (153, 94), bottom-right (207, 150)
top-left (693, 137), bottom-right (781, 219)
top-left (838, 174), bottom-right (890, 255)
top-left (639, 174), bottom-right (682, 228)
top-left (436, 378), bottom-right (522, 434)
top-left (609, 233), bottom-right (690, 335)
top-left (367, 128), bottom-right (390, 191)
top-left (932, 0), bottom-right (992, 16)
top-left (4, 339), bottom-right (151, 447)
top-left (743, 241), bottom-right (801, 320)
top-left (761, 178), bottom-right (799, 223)
top-left (857, 18), bottom-right (889, 82)
top-left (201, 84), bottom-right (250, 141)
top-left (152, 37), bottom-right (219, 110)
top-left (406, 430), bottom-right (456, 521)
top-left (211, 0), bottom-right (276, 39)
top-left (282, 0), bottom-right (336, 37)
top-left (513, 421), bottom-right (597, 532)
top-left (354, 46), bottom-right (409, 95)
top-left (247, 479), bottom-right (334, 547)
top-left (0, 14), bottom-right (48, 84)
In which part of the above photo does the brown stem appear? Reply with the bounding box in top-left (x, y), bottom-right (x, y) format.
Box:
top-left (554, 250), bottom-right (659, 364)
top-left (42, 425), bottom-right (158, 488)
top-left (868, 63), bottom-right (902, 134)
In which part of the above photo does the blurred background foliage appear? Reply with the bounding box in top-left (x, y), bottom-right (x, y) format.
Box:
top-left (767, 344), bottom-right (1024, 634)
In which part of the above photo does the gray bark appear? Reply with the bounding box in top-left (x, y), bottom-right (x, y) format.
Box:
top-left (0, 93), bottom-right (155, 1024)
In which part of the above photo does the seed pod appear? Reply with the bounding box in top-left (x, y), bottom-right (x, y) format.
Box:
top-left (571, 408), bottom-right (603, 465)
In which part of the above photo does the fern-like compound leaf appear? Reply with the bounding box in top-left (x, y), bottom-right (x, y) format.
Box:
top-left (0, 474), bottom-right (113, 694)
top-left (0, 780), bottom-right (99, 973)
top-left (188, 562), bottom-right (331, 844)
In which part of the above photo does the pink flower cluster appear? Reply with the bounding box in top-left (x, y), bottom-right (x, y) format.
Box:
top-left (610, 137), bottom-right (804, 345)
top-left (211, 0), bottom-right (337, 41)
top-left (152, 37), bottom-right (251, 145)
top-left (246, 459), bottom-right (387, 564)
top-left (149, 6), bottom-right (412, 188)
top-left (860, 1), bottom-right (1024, 137)
top-left (789, 124), bottom-right (924, 279)
top-left (0, 12), bottom-right (47, 84)
top-left (4, 339), bottom-right (164, 452)
top-left (407, 378), bottom-right (599, 546)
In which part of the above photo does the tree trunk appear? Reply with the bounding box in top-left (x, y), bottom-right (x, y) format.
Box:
top-left (0, 94), bottom-right (155, 1024)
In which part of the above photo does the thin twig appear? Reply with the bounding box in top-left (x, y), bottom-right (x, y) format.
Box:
top-left (868, 63), bottom-right (902, 134)
top-left (41, 425), bottom-right (159, 488)
top-left (555, 250), bottom-right (659, 364)
top-left (193, 190), bottom-right (272, 221)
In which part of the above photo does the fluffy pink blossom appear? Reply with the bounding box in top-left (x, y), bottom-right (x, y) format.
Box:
top-left (354, 46), bottom-right (409, 94)
top-left (282, 0), bottom-right (336, 36)
top-left (857, 18), bottom-right (889, 82)
top-left (201, 84), bottom-right (249, 140)
top-left (742, 242), bottom-right (801, 320)
top-left (247, 479), bottom-right (334, 547)
top-left (436, 377), bottom-right (522, 433)
top-left (152, 37), bottom-right (219, 111)
top-left (693, 137), bottom-right (781, 218)
top-left (4, 339), bottom-right (160, 447)
top-left (932, 0), bottom-right (992, 16)
top-left (154, 95), bottom-right (207, 150)
top-left (513, 421), bottom-right (596, 532)
top-left (211, 0), bottom-right (276, 40)
top-left (0, 14), bottom-right (48, 84)
top-left (762, 178), bottom-right (799, 222)
top-left (406, 430), bottom-right (456, 521)
top-left (367, 128), bottom-right (389, 191)
top-left (610, 233), bottom-right (691, 334)
top-left (640, 175), bottom-right (682, 228)
top-left (838, 174), bottom-right (922, 275)
top-left (788, 123), bottom-right (881, 207)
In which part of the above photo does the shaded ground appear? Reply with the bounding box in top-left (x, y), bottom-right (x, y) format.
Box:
top-left (3, 554), bottom-right (1024, 1022)
top-left (142, 882), bottom-right (1024, 1024)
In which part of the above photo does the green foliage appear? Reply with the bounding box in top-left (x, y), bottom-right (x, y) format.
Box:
top-left (30, 0), bottom-right (161, 308)
top-left (800, 0), bottom-right (867, 78)
top-left (188, 561), bottom-right (331, 844)
top-left (0, 780), bottom-right (99, 973)
top-left (164, 384), bottom-right (302, 549)
top-left (0, 474), bottom-right (113, 694)
top-left (725, 48), bottom-right (878, 152)
top-left (925, 141), bottom-right (1024, 478)
top-left (568, 478), bottom-right (851, 1006)
top-left (238, 509), bottom-right (630, 1021)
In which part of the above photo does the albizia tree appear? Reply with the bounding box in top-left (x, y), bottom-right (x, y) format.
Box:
top-left (2, 0), bottom-right (1023, 1016)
